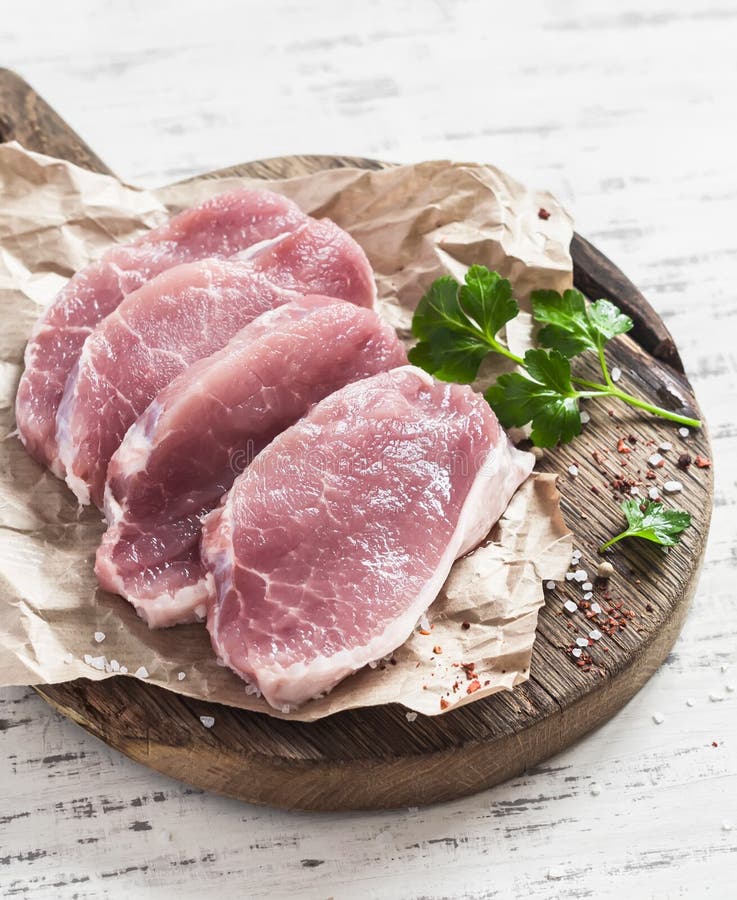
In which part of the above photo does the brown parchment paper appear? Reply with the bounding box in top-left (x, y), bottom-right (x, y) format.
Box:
top-left (0, 143), bottom-right (573, 719)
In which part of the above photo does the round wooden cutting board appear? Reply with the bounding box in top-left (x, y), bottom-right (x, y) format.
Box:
top-left (1, 69), bottom-right (713, 811)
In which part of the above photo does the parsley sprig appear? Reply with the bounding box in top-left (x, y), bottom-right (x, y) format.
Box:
top-left (599, 500), bottom-right (691, 552)
top-left (408, 266), bottom-right (701, 447)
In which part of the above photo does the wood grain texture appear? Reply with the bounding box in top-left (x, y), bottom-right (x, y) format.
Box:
top-left (0, 67), bottom-right (113, 176)
top-left (1, 1), bottom-right (735, 895)
top-left (0, 80), bottom-right (713, 810)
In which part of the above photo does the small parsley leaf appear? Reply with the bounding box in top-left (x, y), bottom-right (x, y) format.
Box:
top-left (412, 276), bottom-right (473, 341)
top-left (485, 349), bottom-right (581, 447)
top-left (588, 299), bottom-right (634, 342)
top-left (458, 265), bottom-right (519, 343)
top-left (600, 500), bottom-right (691, 553)
top-left (408, 267), bottom-right (519, 383)
top-left (532, 289), bottom-right (633, 358)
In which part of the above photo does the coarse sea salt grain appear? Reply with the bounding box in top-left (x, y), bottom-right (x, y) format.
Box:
top-left (547, 867), bottom-right (566, 881)
top-left (590, 783), bottom-right (602, 796)
top-left (723, 821), bottom-right (734, 833)
top-left (134, 666), bottom-right (149, 679)
top-left (726, 684), bottom-right (735, 693)
top-left (659, 441), bottom-right (673, 452)
top-left (648, 453), bottom-right (664, 468)
top-left (119, 665), bottom-right (128, 674)
top-left (589, 629), bottom-right (602, 641)
top-left (653, 712), bottom-right (665, 724)
top-left (574, 569), bottom-right (588, 582)
top-left (405, 711), bottom-right (418, 723)
top-left (568, 465), bottom-right (579, 477)
top-left (686, 698), bottom-right (695, 707)
top-left (591, 602), bottom-right (602, 614)
top-left (63, 652), bottom-right (74, 665)
top-left (582, 581), bottom-right (593, 591)
top-left (177, 672), bottom-right (186, 681)
top-left (546, 580), bottom-right (556, 590)
top-left (576, 637), bottom-right (589, 648)
top-left (93, 631), bottom-right (105, 643)
top-left (709, 693), bottom-right (724, 703)
top-left (611, 367), bottom-right (622, 382)
top-left (199, 715), bottom-right (215, 729)
top-left (630, 486), bottom-right (640, 496)
top-left (580, 410), bottom-right (591, 424)
top-left (110, 659), bottom-right (120, 672)
top-left (565, 572), bottom-right (575, 581)
top-left (564, 600), bottom-right (578, 614)
top-left (88, 656), bottom-right (106, 671)
top-left (648, 487), bottom-right (660, 500)
top-left (281, 705), bottom-right (291, 715)
top-left (571, 648), bottom-right (582, 658)
top-left (678, 427), bottom-right (690, 438)
top-left (583, 592), bottom-right (593, 601)
top-left (663, 480), bottom-right (683, 494)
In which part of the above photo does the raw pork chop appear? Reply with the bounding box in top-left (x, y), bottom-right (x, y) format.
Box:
top-left (15, 189), bottom-right (307, 474)
top-left (95, 296), bottom-right (407, 627)
top-left (56, 218), bottom-right (376, 506)
top-left (201, 366), bottom-right (534, 710)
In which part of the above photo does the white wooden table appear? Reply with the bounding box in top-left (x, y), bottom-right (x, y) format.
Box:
top-left (2, 1), bottom-right (736, 897)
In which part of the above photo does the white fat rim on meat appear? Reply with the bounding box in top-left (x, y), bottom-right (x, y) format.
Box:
top-left (56, 356), bottom-right (91, 505)
top-left (110, 398), bottom-right (164, 485)
top-left (101, 463), bottom-right (211, 629)
top-left (229, 227), bottom-right (303, 262)
top-left (97, 509), bottom-right (211, 630)
top-left (209, 369), bottom-right (535, 710)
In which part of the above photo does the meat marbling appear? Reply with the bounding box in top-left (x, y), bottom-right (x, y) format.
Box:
top-left (95, 296), bottom-right (407, 628)
top-left (56, 217), bottom-right (376, 506)
top-left (15, 189), bottom-right (308, 474)
top-left (201, 366), bottom-right (534, 710)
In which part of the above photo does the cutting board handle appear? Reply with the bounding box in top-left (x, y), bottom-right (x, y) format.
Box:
top-left (0, 68), bottom-right (113, 175)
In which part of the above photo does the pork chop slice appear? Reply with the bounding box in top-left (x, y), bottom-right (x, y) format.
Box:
top-left (56, 217), bottom-right (376, 506)
top-left (95, 296), bottom-right (407, 627)
top-left (201, 366), bottom-right (534, 710)
top-left (15, 189), bottom-right (307, 474)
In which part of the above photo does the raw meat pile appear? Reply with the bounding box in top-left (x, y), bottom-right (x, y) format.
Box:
top-left (16, 189), bottom-right (533, 710)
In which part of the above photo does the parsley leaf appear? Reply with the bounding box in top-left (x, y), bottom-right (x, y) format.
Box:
top-left (458, 265), bottom-right (519, 342)
top-left (484, 349), bottom-right (581, 447)
top-left (408, 268), bottom-right (702, 442)
top-left (532, 289), bottom-right (633, 358)
top-left (408, 267), bottom-right (519, 383)
top-left (599, 500), bottom-right (691, 553)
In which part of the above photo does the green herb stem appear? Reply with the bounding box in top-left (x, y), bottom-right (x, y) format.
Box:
top-left (605, 386), bottom-right (701, 428)
top-left (489, 341), bottom-right (524, 367)
top-left (597, 344), bottom-right (613, 388)
top-left (492, 353), bottom-right (702, 429)
top-left (599, 532), bottom-right (630, 553)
